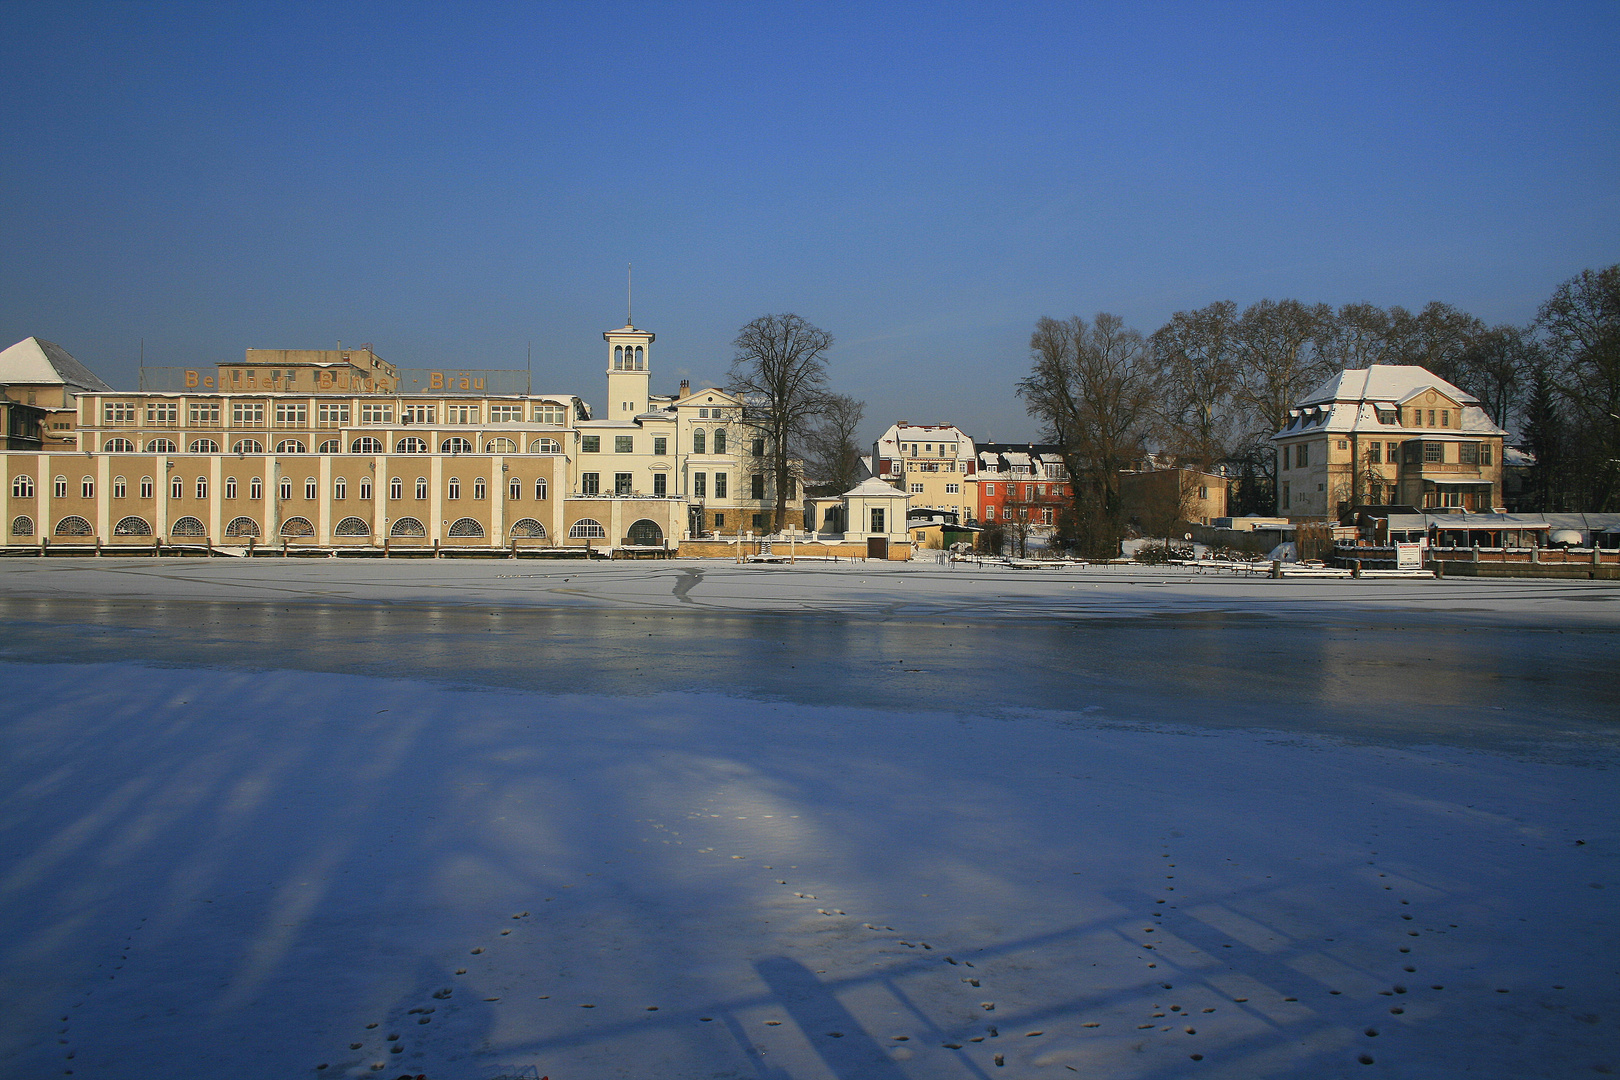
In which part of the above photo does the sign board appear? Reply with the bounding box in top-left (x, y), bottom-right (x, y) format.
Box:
top-left (1395, 542), bottom-right (1423, 569)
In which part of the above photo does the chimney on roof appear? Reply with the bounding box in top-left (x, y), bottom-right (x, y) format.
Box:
top-left (679, 379), bottom-right (690, 398)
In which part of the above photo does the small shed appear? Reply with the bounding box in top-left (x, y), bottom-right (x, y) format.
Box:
top-left (842, 477), bottom-right (912, 560)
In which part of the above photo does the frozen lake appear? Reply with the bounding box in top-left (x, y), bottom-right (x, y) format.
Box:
top-left (0, 560), bottom-right (1616, 1078)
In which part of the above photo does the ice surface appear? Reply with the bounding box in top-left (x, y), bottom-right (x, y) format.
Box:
top-left (0, 560), bottom-right (1615, 1079)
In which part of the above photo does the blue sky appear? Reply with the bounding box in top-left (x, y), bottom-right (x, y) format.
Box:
top-left (2, 1), bottom-right (1616, 442)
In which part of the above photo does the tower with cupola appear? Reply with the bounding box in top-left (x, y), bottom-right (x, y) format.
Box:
top-left (604, 323), bottom-right (654, 418)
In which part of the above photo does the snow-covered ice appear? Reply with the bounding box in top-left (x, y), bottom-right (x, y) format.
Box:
top-left (0, 559), bottom-right (1615, 1079)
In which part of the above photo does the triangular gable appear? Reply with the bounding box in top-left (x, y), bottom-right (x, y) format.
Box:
top-left (1397, 385), bottom-right (1462, 410)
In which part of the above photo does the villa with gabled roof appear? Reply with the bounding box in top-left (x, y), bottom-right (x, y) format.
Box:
top-left (1274, 365), bottom-right (1507, 518)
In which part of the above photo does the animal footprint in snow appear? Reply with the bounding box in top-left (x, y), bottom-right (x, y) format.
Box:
top-left (432, 988), bottom-right (452, 999)
top-left (981, 1002), bottom-right (995, 1011)
top-left (471, 947), bottom-right (484, 954)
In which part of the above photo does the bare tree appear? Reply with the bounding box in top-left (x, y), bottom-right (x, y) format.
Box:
top-left (728, 314), bottom-right (835, 532)
top-left (1319, 302), bottom-right (1395, 370)
top-left (802, 393), bottom-right (865, 496)
top-left (1537, 264), bottom-right (1620, 510)
top-left (1150, 300), bottom-right (1241, 472)
top-left (1229, 298), bottom-right (1333, 511)
top-left (1018, 313), bottom-right (1160, 557)
top-left (1393, 301), bottom-right (1487, 385)
top-left (1455, 323), bottom-right (1533, 433)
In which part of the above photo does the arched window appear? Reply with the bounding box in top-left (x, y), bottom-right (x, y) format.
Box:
top-left (485, 437), bottom-right (516, 453)
top-left (509, 518), bottom-right (546, 538)
top-left (81, 476), bottom-right (94, 498)
top-left (332, 478), bottom-right (345, 500)
top-left (55, 515), bottom-right (93, 536)
top-left (190, 439), bottom-right (220, 453)
top-left (225, 516), bottom-right (260, 537)
top-left (568, 518), bottom-right (606, 539)
top-left (335, 516), bottom-right (370, 536)
top-left (249, 477), bottom-right (262, 500)
top-left (358, 477), bottom-right (371, 500)
top-left (714, 428), bottom-right (727, 454)
top-left (276, 439), bottom-right (306, 454)
top-left (441, 437), bottom-right (473, 454)
top-left (415, 477), bottom-right (428, 500)
top-left (395, 437), bottom-right (427, 454)
top-left (529, 437), bottom-right (560, 453)
top-left (11, 516), bottom-right (34, 536)
top-left (232, 439), bottom-right (262, 454)
top-left (389, 477), bottom-right (403, 500)
top-left (195, 477), bottom-right (207, 499)
top-left (634, 345), bottom-right (644, 370)
top-left (351, 437), bottom-right (383, 454)
top-left (113, 515), bottom-right (152, 536)
top-left (448, 517), bottom-right (484, 537)
top-left (280, 517), bottom-right (314, 537)
top-left (390, 517), bottom-right (426, 537)
top-left (279, 477), bottom-right (292, 500)
top-left (11, 476), bottom-right (33, 498)
top-left (473, 478), bottom-right (486, 500)
top-left (170, 516), bottom-right (205, 537)
top-left (303, 477), bottom-right (316, 499)
top-left (693, 429), bottom-right (706, 454)
top-left (140, 476), bottom-right (153, 499)
top-left (627, 519), bottom-right (664, 546)
top-left (113, 476), bottom-right (127, 499)
top-left (448, 478), bottom-right (461, 500)
top-left (103, 438), bottom-right (135, 453)
top-left (614, 345), bottom-right (624, 370)
top-left (53, 476), bottom-right (67, 498)
top-left (509, 477), bottom-right (521, 500)
top-left (317, 439), bottom-right (340, 454)
top-left (147, 438), bottom-right (177, 453)
top-left (535, 477), bottom-right (548, 500)
top-left (225, 477), bottom-right (237, 499)
top-left (170, 476), bottom-right (183, 499)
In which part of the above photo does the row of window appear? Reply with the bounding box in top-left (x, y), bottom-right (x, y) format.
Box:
top-left (900, 442), bottom-right (960, 457)
top-left (9, 512), bottom-right (639, 543)
top-left (984, 507), bottom-right (1058, 524)
top-left (97, 436), bottom-right (566, 455)
top-left (980, 482), bottom-right (1066, 499)
top-left (12, 474), bottom-right (552, 502)
top-left (574, 431), bottom-right (770, 456)
top-left (1283, 440), bottom-right (1494, 469)
top-left (103, 402), bottom-right (571, 427)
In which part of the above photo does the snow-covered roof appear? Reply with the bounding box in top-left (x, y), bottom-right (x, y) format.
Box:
top-left (1276, 364), bottom-right (1506, 440)
top-left (842, 477), bottom-right (909, 498)
top-left (0, 337), bottom-right (114, 394)
top-left (1298, 365), bottom-right (1477, 408)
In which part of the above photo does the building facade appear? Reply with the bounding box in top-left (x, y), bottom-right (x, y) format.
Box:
top-left (971, 443), bottom-right (1073, 528)
top-left (1, 323), bottom-right (798, 553)
top-left (871, 423), bottom-right (977, 522)
top-left (1274, 365), bottom-right (1507, 519)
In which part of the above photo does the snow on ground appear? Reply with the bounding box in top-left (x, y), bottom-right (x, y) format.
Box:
top-left (0, 560), bottom-right (1616, 1079)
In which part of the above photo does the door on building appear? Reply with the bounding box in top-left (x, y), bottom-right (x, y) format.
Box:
top-left (867, 536), bottom-right (888, 560)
